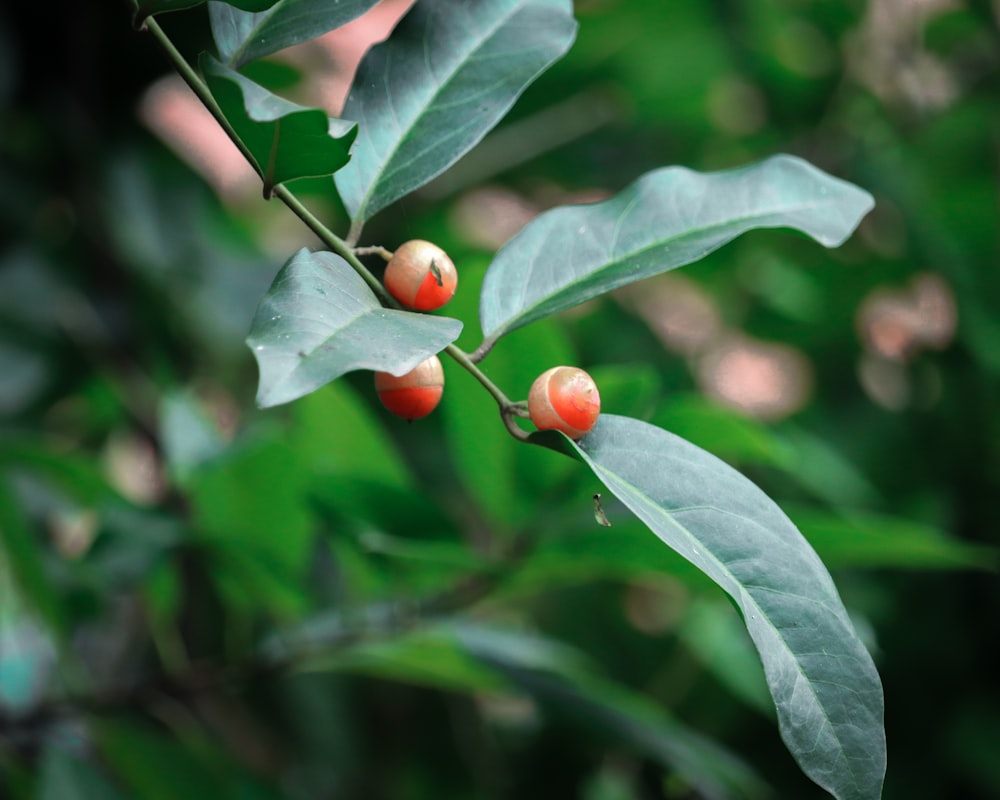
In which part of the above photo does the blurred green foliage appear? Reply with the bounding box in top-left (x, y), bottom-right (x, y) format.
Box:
top-left (1, 1), bottom-right (998, 798)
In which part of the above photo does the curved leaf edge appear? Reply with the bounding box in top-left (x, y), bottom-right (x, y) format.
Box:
top-left (337, 0), bottom-right (579, 226)
top-left (528, 418), bottom-right (886, 800)
top-left (134, 0), bottom-right (277, 30)
top-left (201, 54), bottom-right (358, 196)
top-left (478, 154), bottom-right (875, 346)
top-left (246, 249), bottom-right (463, 409)
top-left (220, 0), bottom-right (384, 69)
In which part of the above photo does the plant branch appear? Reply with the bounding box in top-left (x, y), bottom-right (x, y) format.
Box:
top-left (444, 345), bottom-right (531, 440)
top-left (272, 186), bottom-right (391, 303)
top-left (470, 337), bottom-right (498, 364)
top-left (139, 14), bottom-right (246, 171)
top-left (133, 6), bottom-right (532, 443)
top-left (134, 8), bottom-right (390, 305)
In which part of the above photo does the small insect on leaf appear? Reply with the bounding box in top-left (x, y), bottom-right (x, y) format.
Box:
top-left (593, 493), bottom-right (611, 527)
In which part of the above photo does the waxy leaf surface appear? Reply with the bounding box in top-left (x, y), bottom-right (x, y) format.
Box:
top-left (335, 0), bottom-right (577, 226)
top-left (534, 415), bottom-right (886, 800)
top-left (247, 249), bottom-right (462, 408)
top-left (208, 0), bottom-right (381, 67)
top-left (480, 154), bottom-right (874, 342)
top-left (203, 55), bottom-right (356, 196)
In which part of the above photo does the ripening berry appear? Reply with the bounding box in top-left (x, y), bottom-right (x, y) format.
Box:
top-left (375, 355), bottom-right (445, 420)
top-left (528, 366), bottom-right (601, 440)
top-left (384, 240), bottom-right (457, 311)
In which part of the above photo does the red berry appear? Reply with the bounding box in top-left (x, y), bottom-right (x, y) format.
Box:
top-left (528, 366), bottom-right (601, 440)
top-left (384, 240), bottom-right (457, 311)
top-left (374, 355), bottom-right (445, 420)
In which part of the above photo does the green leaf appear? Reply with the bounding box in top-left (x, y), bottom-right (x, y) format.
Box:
top-left (789, 506), bottom-right (999, 571)
top-left (202, 55), bottom-right (357, 197)
top-left (653, 394), bottom-right (793, 468)
top-left (291, 382), bottom-right (415, 492)
top-left (0, 478), bottom-right (66, 641)
top-left (159, 391), bottom-right (226, 485)
top-left (334, 0), bottom-right (578, 226)
top-left (479, 154), bottom-right (875, 343)
top-left (134, 0), bottom-right (277, 30)
top-left (588, 363), bottom-right (663, 422)
top-left (0, 755), bottom-right (33, 800)
top-left (443, 320), bottom-right (577, 529)
top-left (89, 506), bottom-right (184, 591)
top-left (0, 437), bottom-right (119, 507)
top-left (208, 0), bottom-right (381, 67)
top-left (778, 427), bottom-right (880, 508)
top-left (505, 521), bottom-right (715, 599)
top-left (247, 249), bottom-right (463, 408)
top-left (534, 415), bottom-right (886, 800)
top-left (438, 256), bottom-right (576, 529)
top-left (317, 627), bottom-right (505, 692)
top-left (39, 745), bottom-right (126, 800)
top-left (0, 340), bottom-right (49, 416)
top-left (190, 437), bottom-right (313, 581)
top-left (457, 624), bottom-right (770, 800)
top-left (97, 721), bottom-right (225, 800)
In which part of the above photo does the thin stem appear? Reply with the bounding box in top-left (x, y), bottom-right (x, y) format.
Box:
top-left (446, 345), bottom-right (531, 441)
top-left (501, 408), bottom-right (532, 442)
top-left (445, 345), bottom-right (509, 407)
top-left (136, 12), bottom-right (392, 306)
top-left (353, 245), bottom-right (394, 261)
top-left (134, 6), bottom-right (532, 443)
top-left (141, 15), bottom-right (251, 172)
top-left (272, 186), bottom-right (392, 303)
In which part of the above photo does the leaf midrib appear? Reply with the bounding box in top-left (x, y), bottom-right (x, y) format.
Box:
top-left (495, 199), bottom-right (824, 339)
top-left (230, 3), bottom-right (288, 66)
top-left (350, 0), bottom-right (532, 221)
top-left (591, 460), bottom-right (862, 796)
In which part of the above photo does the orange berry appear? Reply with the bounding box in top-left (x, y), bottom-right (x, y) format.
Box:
top-left (384, 240), bottom-right (457, 311)
top-left (528, 366), bottom-right (601, 440)
top-left (374, 355), bottom-right (444, 420)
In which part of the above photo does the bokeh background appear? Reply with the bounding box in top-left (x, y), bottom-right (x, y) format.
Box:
top-left (2, 1), bottom-right (999, 798)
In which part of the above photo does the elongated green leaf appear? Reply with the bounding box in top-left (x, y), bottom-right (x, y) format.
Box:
top-left (208, 0), bottom-right (380, 67)
top-left (534, 415), bottom-right (886, 800)
top-left (0, 478), bottom-right (66, 641)
top-left (134, 0), bottom-right (276, 30)
top-left (335, 0), bottom-right (578, 225)
top-left (457, 625), bottom-right (770, 800)
top-left (789, 506), bottom-right (998, 571)
top-left (322, 629), bottom-right (504, 692)
top-left (202, 55), bottom-right (356, 197)
top-left (480, 155), bottom-right (875, 343)
top-left (290, 616), bottom-right (767, 799)
top-left (247, 249), bottom-right (462, 407)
